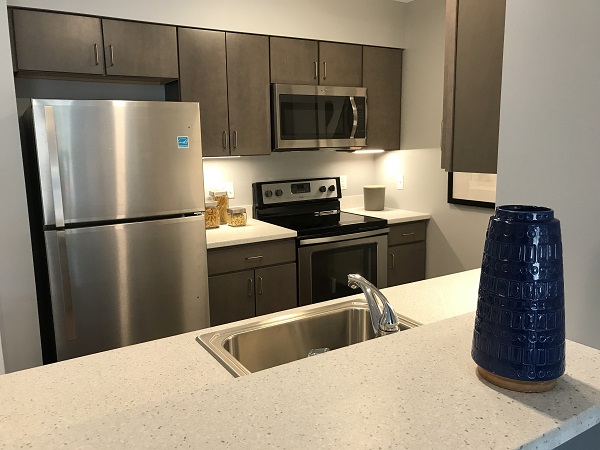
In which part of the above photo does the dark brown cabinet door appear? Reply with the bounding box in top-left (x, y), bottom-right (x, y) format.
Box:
top-left (441, 0), bottom-right (505, 174)
top-left (178, 29), bottom-right (230, 157)
top-left (319, 42), bottom-right (362, 87)
top-left (102, 19), bottom-right (178, 79)
top-left (255, 263), bottom-right (298, 316)
top-left (208, 270), bottom-right (255, 326)
top-left (226, 33), bottom-right (271, 156)
top-left (12, 9), bottom-right (104, 75)
top-left (388, 242), bottom-right (426, 287)
top-left (270, 37), bottom-right (318, 85)
top-left (362, 46), bottom-right (402, 150)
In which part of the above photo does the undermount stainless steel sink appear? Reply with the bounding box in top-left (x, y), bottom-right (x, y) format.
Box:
top-left (197, 300), bottom-right (420, 377)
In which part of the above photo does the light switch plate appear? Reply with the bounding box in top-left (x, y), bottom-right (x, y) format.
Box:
top-left (340, 175), bottom-right (348, 190)
top-left (396, 175), bottom-right (404, 190)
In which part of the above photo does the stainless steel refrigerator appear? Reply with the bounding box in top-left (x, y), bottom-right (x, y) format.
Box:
top-left (20, 99), bottom-right (209, 362)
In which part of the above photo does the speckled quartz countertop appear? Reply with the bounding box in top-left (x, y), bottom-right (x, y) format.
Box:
top-left (342, 207), bottom-right (430, 224)
top-left (1, 270), bottom-right (599, 449)
top-left (205, 217), bottom-right (296, 249)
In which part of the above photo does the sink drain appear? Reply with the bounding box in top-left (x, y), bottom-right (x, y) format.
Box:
top-left (308, 348), bottom-right (330, 357)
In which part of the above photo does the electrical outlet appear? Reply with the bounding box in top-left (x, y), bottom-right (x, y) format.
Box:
top-left (396, 175), bottom-right (404, 190)
top-left (213, 181), bottom-right (235, 198)
top-left (340, 175), bottom-right (348, 190)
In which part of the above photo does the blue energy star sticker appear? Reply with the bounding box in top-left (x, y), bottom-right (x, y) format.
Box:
top-left (177, 136), bottom-right (189, 149)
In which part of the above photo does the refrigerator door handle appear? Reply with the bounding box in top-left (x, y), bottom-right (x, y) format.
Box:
top-left (45, 106), bottom-right (66, 228)
top-left (56, 230), bottom-right (77, 340)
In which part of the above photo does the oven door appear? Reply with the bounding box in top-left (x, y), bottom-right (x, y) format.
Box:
top-left (272, 84), bottom-right (367, 150)
top-left (297, 229), bottom-right (388, 306)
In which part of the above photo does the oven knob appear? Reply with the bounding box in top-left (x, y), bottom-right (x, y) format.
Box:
top-left (328, 185), bottom-right (336, 192)
top-left (319, 186), bottom-right (326, 193)
top-left (275, 189), bottom-right (283, 197)
top-left (265, 190), bottom-right (273, 198)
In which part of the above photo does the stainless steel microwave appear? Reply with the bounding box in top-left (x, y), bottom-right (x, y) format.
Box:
top-left (272, 84), bottom-right (367, 150)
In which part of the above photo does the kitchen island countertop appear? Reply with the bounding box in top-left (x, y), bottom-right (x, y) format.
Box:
top-left (1, 269), bottom-right (599, 449)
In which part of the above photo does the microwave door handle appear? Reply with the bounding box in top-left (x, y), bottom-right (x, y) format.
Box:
top-left (350, 96), bottom-right (358, 139)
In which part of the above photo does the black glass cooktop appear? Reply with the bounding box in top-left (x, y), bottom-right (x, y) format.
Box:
top-left (262, 211), bottom-right (387, 239)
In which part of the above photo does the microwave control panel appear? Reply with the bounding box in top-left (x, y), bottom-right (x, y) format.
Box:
top-left (255, 178), bottom-right (340, 205)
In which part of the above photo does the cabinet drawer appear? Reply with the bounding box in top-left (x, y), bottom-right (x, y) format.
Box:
top-left (388, 221), bottom-right (427, 246)
top-left (208, 239), bottom-right (296, 276)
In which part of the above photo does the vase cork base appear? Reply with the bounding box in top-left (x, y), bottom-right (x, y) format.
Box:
top-left (476, 366), bottom-right (558, 393)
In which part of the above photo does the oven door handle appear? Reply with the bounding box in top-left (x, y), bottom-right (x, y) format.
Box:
top-left (299, 228), bottom-right (389, 246)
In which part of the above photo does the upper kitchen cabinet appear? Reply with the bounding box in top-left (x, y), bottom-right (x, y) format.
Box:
top-left (10, 9), bottom-right (178, 82)
top-left (11, 9), bottom-right (105, 75)
top-left (178, 28), bottom-right (229, 157)
top-left (226, 33), bottom-right (271, 156)
top-left (318, 42), bottom-right (362, 87)
top-left (101, 19), bottom-right (178, 80)
top-left (270, 37), bottom-right (318, 85)
top-left (362, 46), bottom-right (402, 150)
top-left (441, 0), bottom-right (506, 174)
top-left (179, 31), bottom-right (270, 156)
top-left (270, 38), bottom-right (362, 87)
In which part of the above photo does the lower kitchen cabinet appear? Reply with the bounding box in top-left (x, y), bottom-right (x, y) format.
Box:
top-left (207, 239), bottom-right (298, 326)
top-left (255, 264), bottom-right (297, 317)
top-left (387, 221), bottom-right (428, 287)
top-left (208, 270), bottom-right (255, 325)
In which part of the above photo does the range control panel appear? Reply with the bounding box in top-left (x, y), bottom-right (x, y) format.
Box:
top-left (256, 177), bottom-right (341, 205)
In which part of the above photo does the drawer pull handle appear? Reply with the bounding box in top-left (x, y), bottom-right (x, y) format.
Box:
top-left (401, 232), bottom-right (415, 237)
top-left (246, 255), bottom-right (263, 262)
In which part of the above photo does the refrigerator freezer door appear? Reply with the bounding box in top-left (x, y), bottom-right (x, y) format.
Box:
top-left (45, 215), bottom-right (209, 361)
top-left (32, 100), bottom-right (205, 226)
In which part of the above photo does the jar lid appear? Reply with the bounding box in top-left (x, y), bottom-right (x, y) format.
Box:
top-left (205, 200), bottom-right (218, 207)
top-left (209, 190), bottom-right (227, 197)
top-left (227, 207), bottom-right (246, 214)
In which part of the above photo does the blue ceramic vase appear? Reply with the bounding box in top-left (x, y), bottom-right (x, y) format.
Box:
top-left (472, 205), bottom-right (565, 391)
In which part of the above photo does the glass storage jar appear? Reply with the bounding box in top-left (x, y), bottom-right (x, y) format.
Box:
top-left (227, 207), bottom-right (247, 227)
top-left (204, 200), bottom-right (220, 229)
top-left (209, 190), bottom-right (229, 224)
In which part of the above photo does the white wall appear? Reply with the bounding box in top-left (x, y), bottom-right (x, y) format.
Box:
top-left (204, 152), bottom-right (377, 207)
top-left (496, 0), bottom-right (600, 349)
top-left (375, 0), bottom-right (491, 278)
top-left (8, 0), bottom-right (407, 48)
top-left (0, 4), bottom-right (42, 374)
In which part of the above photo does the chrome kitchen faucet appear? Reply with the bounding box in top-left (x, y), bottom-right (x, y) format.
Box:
top-left (347, 274), bottom-right (401, 337)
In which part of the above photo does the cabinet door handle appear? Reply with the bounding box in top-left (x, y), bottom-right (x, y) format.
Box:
top-left (222, 130), bottom-right (228, 150)
top-left (390, 253), bottom-right (395, 270)
top-left (248, 278), bottom-right (254, 297)
top-left (322, 61), bottom-right (327, 80)
top-left (93, 43), bottom-right (99, 66)
top-left (233, 130), bottom-right (238, 150)
top-left (257, 276), bottom-right (263, 296)
top-left (313, 61), bottom-right (318, 80)
top-left (246, 255), bottom-right (263, 262)
top-left (401, 232), bottom-right (415, 237)
top-left (109, 45), bottom-right (114, 67)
